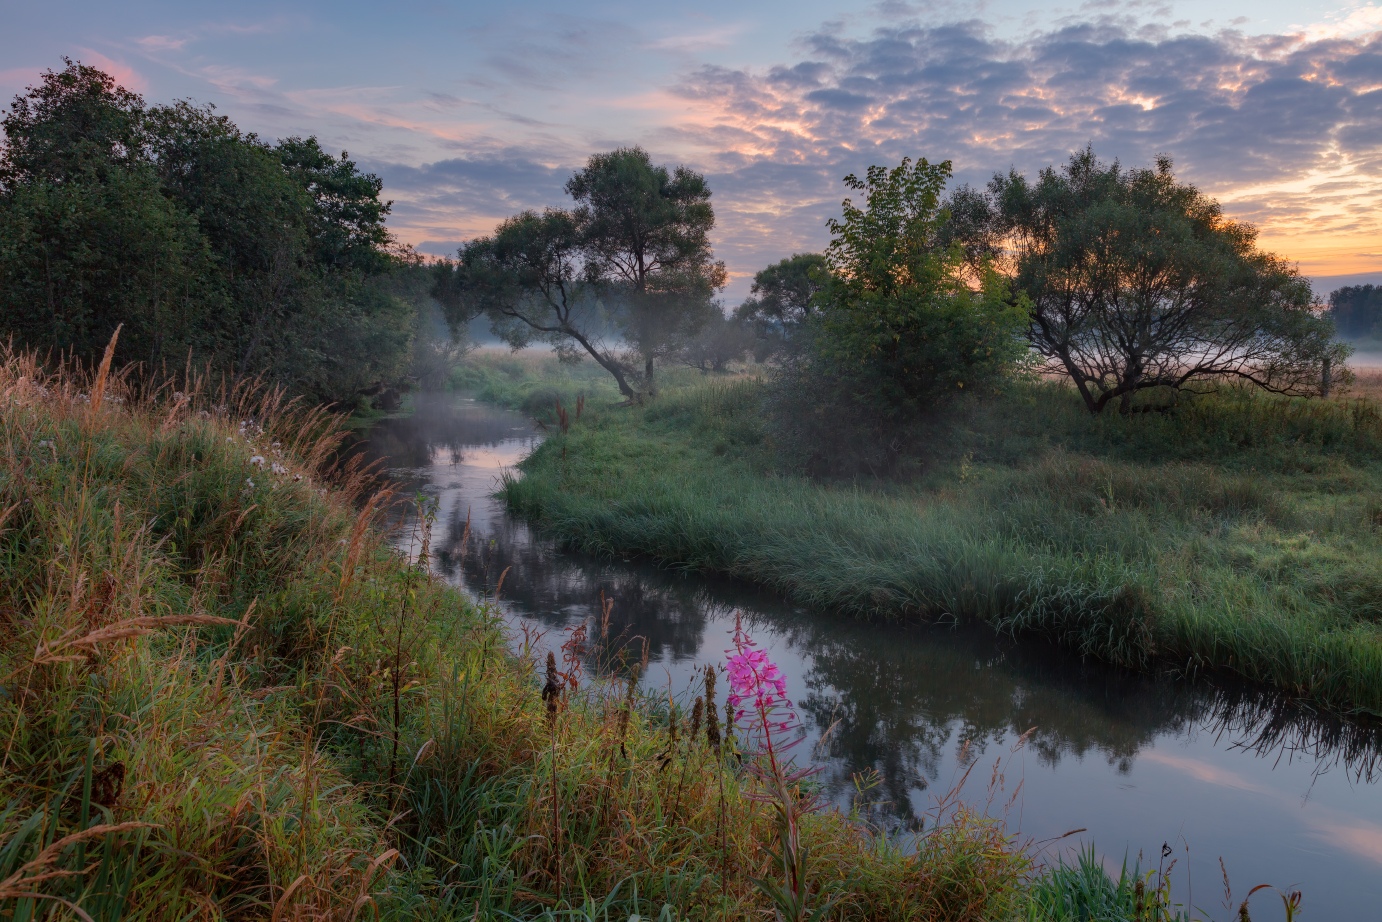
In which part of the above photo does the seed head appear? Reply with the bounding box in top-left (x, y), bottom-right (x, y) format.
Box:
top-left (705, 672), bottom-right (722, 752)
top-left (690, 696), bottom-right (704, 744)
top-left (541, 651), bottom-right (561, 722)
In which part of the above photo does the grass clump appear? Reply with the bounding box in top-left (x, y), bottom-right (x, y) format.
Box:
top-left (0, 343), bottom-right (1040, 920)
top-left (499, 369), bottom-right (1382, 716)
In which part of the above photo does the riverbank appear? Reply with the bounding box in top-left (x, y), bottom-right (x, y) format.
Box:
top-left (495, 354), bottom-right (1382, 718)
top-left (0, 347), bottom-right (1098, 920)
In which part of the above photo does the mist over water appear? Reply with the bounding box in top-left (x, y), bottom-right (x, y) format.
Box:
top-left (355, 392), bottom-right (1382, 921)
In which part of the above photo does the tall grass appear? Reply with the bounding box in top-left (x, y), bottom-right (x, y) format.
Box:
top-left (501, 375), bottom-right (1382, 716)
top-left (0, 343), bottom-right (1047, 919)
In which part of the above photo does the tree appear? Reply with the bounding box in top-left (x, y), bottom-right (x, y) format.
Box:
top-left (277, 136), bottom-right (395, 274)
top-left (678, 310), bottom-right (752, 372)
top-left (983, 149), bottom-right (1345, 414)
top-left (565, 147), bottom-right (726, 395)
top-left (733, 253), bottom-right (827, 360)
top-left (769, 158), bottom-right (1028, 477)
top-left (0, 61), bottom-right (220, 365)
top-left (147, 101), bottom-right (317, 370)
top-left (0, 58), bottom-right (145, 188)
top-left (1328, 285), bottom-right (1382, 340)
top-left (432, 209), bottom-right (640, 399)
top-left (813, 158), bottom-right (1028, 410)
top-left (0, 59), bottom-right (415, 405)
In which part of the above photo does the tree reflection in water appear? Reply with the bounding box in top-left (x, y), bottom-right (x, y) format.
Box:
top-left (353, 391), bottom-right (1382, 875)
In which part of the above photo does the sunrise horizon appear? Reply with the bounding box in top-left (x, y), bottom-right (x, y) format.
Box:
top-left (5, 1), bottom-right (1380, 301)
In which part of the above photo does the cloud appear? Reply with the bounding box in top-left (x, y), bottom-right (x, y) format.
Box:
top-left (653, 19), bottom-right (1382, 291)
top-left (101, 7), bottom-right (1382, 301)
top-left (72, 49), bottom-right (148, 93)
top-left (365, 155), bottom-right (572, 247)
top-left (1298, 3), bottom-right (1382, 41)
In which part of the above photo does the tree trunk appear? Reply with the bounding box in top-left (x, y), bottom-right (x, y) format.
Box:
top-left (560, 323), bottom-right (638, 401)
top-left (644, 354), bottom-right (656, 398)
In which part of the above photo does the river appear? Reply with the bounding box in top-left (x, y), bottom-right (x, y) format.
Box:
top-left (356, 391), bottom-right (1382, 920)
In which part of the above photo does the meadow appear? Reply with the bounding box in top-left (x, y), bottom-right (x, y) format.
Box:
top-left (484, 351), bottom-right (1382, 718)
top-left (4, 342), bottom-right (1220, 921)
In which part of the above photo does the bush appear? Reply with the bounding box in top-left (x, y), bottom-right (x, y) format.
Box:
top-left (769, 158), bottom-right (1028, 477)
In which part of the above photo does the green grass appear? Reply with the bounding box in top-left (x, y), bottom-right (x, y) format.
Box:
top-left (447, 348), bottom-right (625, 416)
top-left (1, 346), bottom-right (1063, 921)
top-left (1023, 846), bottom-right (1190, 922)
top-left (498, 371), bottom-right (1382, 717)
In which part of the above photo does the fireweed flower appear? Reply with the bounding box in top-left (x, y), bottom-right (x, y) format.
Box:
top-left (724, 615), bottom-right (824, 918)
top-left (726, 648), bottom-right (789, 722)
top-left (724, 616), bottom-right (805, 754)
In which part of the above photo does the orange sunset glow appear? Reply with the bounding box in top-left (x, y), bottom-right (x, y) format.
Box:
top-left (8, 2), bottom-right (1375, 300)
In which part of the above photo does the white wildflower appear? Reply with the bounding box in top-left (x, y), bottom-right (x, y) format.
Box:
top-left (249, 455), bottom-right (266, 468)
top-left (245, 478), bottom-right (255, 489)
top-left (270, 462), bottom-right (288, 475)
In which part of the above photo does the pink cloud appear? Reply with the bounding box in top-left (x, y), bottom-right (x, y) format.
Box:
top-left (73, 49), bottom-right (147, 93)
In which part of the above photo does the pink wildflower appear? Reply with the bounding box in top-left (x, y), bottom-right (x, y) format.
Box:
top-left (726, 647), bottom-right (790, 721)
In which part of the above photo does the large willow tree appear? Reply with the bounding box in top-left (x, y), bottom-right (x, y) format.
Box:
top-left (979, 149), bottom-right (1346, 414)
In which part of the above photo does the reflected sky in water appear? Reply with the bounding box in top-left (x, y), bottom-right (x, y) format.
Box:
top-left (354, 393), bottom-right (1382, 920)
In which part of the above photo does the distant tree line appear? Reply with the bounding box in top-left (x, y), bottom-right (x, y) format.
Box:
top-left (0, 60), bottom-right (422, 404)
top-left (1328, 285), bottom-right (1382, 340)
top-left (3, 60), bottom-right (1347, 430)
top-left (440, 144), bottom-right (1343, 442)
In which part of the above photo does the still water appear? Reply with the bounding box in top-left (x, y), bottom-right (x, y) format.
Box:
top-left (358, 392), bottom-right (1382, 920)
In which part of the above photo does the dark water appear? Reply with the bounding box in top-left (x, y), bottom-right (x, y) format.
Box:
top-left (357, 392), bottom-right (1382, 920)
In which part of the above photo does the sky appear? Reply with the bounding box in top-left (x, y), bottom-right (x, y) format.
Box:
top-left (3, 0), bottom-right (1381, 302)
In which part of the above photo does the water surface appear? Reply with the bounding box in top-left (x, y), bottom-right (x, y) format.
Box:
top-left (357, 392), bottom-right (1382, 920)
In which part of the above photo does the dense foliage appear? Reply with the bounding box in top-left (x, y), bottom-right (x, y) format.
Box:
top-left (1329, 284), bottom-right (1382, 341)
top-left (733, 252), bottom-right (827, 359)
top-left (0, 60), bottom-right (417, 404)
top-left (973, 149), bottom-right (1346, 414)
top-left (770, 158), bottom-right (1029, 475)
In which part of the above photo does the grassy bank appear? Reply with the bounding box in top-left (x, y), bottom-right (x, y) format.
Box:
top-left (498, 358), bottom-right (1382, 718)
top-left (0, 346), bottom-right (1090, 920)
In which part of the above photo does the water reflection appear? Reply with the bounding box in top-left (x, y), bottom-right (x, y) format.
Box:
top-left (353, 392), bottom-right (1382, 920)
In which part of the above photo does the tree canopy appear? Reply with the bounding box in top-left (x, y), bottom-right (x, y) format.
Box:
top-left (566, 147), bottom-right (725, 394)
top-left (768, 158), bottom-right (1029, 476)
top-left (733, 253), bottom-right (827, 359)
top-left (812, 158), bottom-right (1028, 410)
top-left (975, 149), bottom-right (1345, 413)
top-left (0, 60), bottom-right (415, 403)
top-left (434, 147), bottom-right (726, 400)
top-left (433, 208), bottom-right (638, 398)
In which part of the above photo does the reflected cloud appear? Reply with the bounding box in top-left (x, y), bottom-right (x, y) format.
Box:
top-left (1142, 750), bottom-right (1382, 867)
